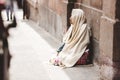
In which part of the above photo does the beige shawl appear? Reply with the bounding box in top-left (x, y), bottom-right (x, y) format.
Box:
top-left (58, 9), bottom-right (91, 67)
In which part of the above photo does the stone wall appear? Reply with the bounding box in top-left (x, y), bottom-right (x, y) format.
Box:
top-left (27, 0), bottom-right (120, 80)
top-left (73, 0), bottom-right (120, 80)
top-left (74, 0), bottom-right (102, 63)
top-left (27, 0), bottom-right (67, 41)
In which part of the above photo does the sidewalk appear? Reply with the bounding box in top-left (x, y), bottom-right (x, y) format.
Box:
top-left (6, 10), bottom-right (100, 80)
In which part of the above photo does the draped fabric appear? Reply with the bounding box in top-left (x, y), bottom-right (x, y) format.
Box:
top-left (57, 9), bottom-right (91, 67)
top-left (50, 9), bottom-right (91, 67)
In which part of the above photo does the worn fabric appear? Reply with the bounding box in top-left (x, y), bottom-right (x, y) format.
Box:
top-left (57, 9), bottom-right (91, 67)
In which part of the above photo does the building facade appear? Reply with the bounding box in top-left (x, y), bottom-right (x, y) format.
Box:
top-left (27, 0), bottom-right (120, 80)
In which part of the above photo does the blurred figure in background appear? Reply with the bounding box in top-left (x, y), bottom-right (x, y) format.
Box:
top-left (5, 0), bottom-right (13, 21)
top-left (0, 0), bottom-right (17, 79)
top-left (22, 0), bottom-right (29, 19)
top-left (0, 0), bottom-right (9, 79)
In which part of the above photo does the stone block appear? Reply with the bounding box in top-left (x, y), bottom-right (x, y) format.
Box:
top-left (38, 6), bottom-right (48, 29)
top-left (90, 0), bottom-right (102, 9)
top-left (99, 16), bottom-right (115, 64)
top-left (81, 0), bottom-right (90, 5)
top-left (97, 16), bottom-right (115, 80)
top-left (27, 2), bottom-right (38, 22)
top-left (48, 0), bottom-right (56, 11)
top-left (103, 0), bottom-right (116, 19)
top-left (55, 0), bottom-right (63, 15)
top-left (81, 6), bottom-right (102, 41)
top-left (100, 65), bottom-right (114, 80)
top-left (36, 0), bottom-right (67, 41)
top-left (38, 0), bottom-right (48, 6)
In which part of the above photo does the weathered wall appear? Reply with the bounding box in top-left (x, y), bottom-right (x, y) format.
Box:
top-left (74, 0), bottom-right (102, 63)
top-left (27, 0), bottom-right (67, 40)
top-left (27, 0), bottom-right (120, 80)
top-left (72, 0), bottom-right (120, 80)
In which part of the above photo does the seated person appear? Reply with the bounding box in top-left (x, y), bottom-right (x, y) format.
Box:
top-left (50, 9), bottom-right (91, 67)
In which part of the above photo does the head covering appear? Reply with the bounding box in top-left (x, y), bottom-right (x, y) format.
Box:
top-left (58, 9), bottom-right (91, 67)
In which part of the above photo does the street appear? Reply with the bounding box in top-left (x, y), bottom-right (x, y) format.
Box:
top-left (2, 9), bottom-right (99, 80)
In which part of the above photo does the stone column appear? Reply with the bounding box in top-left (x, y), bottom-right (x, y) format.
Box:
top-left (113, 0), bottom-right (120, 80)
top-left (99, 0), bottom-right (120, 80)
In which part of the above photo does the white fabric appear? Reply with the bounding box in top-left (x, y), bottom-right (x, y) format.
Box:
top-left (58, 9), bottom-right (91, 67)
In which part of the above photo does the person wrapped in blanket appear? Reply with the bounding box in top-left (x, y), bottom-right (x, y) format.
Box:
top-left (50, 9), bottom-right (91, 67)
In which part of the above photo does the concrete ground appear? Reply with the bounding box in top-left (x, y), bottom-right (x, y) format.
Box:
top-left (2, 9), bottom-right (100, 80)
